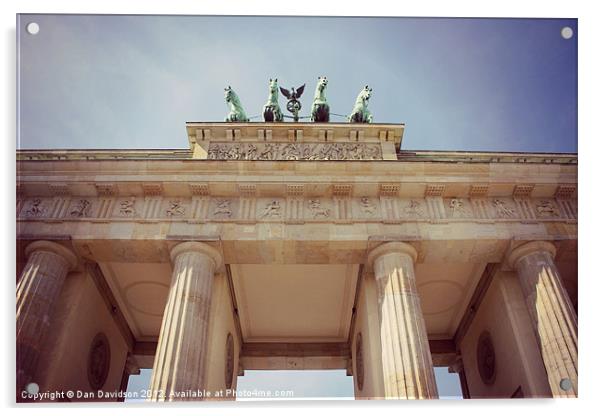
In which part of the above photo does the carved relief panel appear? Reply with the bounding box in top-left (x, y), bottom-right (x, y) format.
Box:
top-left (207, 142), bottom-right (383, 161)
top-left (115, 198), bottom-right (140, 218)
top-left (210, 198), bottom-right (238, 220)
top-left (354, 196), bottom-right (380, 219)
top-left (490, 198), bottom-right (518, 219)
top-left (399, 198), bottom-right (428, 219)
top-left (256, 198), bottom-right (285, 220)
top-left (87, 332), bottom-right (111, 390)
top-left (22, 198), bottom-right (50, 218)
top-left (68, 199), bottom-right (94, 218)
top-left (162, 199), bottom-right (189, 218)
top-left (533, 199), bottom-right (562, 219)
top-left (307, 198), bottom-right (332, 220)
top-left (477, 331), bottom-right (496, 385)
top-left (16, 194), bottom-right (577, 224)
top-left (445, 198), bottom-right (473, 219)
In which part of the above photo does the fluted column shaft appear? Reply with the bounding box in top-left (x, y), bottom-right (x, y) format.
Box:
top-left (509, 241), bottom-right (578, 397)
top-left (149, 242), bottom-right (222, 401)
top-left (16, 240), bottom-right (77, 395)
top-left (368, 242), bottom-right (438, 399)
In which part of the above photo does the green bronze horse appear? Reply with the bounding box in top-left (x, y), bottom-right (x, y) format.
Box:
top-left (263, 78), bottom-right (284, 122)
top-left (349, 85), bottom-right (373, 123)
top-left (224, 86), bottom-right (249, 122)
top-left (311, 76), bottom-right (330, 122)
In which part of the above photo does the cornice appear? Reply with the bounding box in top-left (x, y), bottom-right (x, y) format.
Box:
top-left (16, 148), bottom-right (577, 165)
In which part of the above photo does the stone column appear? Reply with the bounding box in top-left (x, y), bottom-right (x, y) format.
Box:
top-left (367, 242), bottom-right (438, 399)
top-left (16, 240), bottom-right (77, 395)
top-left (508, 241), bottom-right (578, 397)
top-left (149, 242), bottom-right (222, 401)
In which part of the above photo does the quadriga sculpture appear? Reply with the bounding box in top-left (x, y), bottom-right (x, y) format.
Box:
top-left (311, 76), bottom-right (330, 122)
top-left (349, 85), bottom-right (373, 123)
top-left (224, 86), bottom-right (249, 122)
top-left (263, 78), bottom-right (284, 122)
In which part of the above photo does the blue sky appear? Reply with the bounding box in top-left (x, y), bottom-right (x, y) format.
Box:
top-left (125, 368), bottom-right (462, 401)
top-left (17, 15), bottom-right (577, 152)
top-left (16, 14), bottom-right (577, 400)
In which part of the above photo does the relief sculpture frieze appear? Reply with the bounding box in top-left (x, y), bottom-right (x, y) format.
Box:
top-left (24, 198), bottom-right (47, 217)
top-left (492, 199), bottom-right (516, 219)
top-left (17, 194), bottom-right (576, 224)
top-left (213, 199), bottom-right (233, 218)
top-left (260, 200), bottom-right (282, 218)
top-left (448, 198), bottom-right (471, 218)
top-left (119, 199), bottom-right (137, 217)
top-left (535, 200), bottom-right (560, 218)
top-left (70, 199), bottom-right (92, 218)
top-left (308, 199), bottom-right (331, 219)
top-left (207, 142), bottom-right (382, 161)
top-left (166, 200), bottom-right (186, 217)
top-left (359, 197), bottom-right (377, 216)
top-left (403, 200), bottom-right (426, 218)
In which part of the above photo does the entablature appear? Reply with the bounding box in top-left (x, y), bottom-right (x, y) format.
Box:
top-left (185, 121), bottom-right (404, 146)
top-left (16, 188), bottom-right (577, 225)
top-left (16, 148), bottom-right (577, 165)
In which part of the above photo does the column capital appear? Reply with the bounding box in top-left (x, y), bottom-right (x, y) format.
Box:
top-left (24, 240), bottom-right (78, 270)
top-left (170, 241), bottom-right (223, 270)
top-left (448, 356), bottom-right (464, 374)
top-left (507, 240), bottom-right (557, 269)
top-left (367, 241), bottom-right (418, 266)
top-left (124, 354), bottom-right (141, 376)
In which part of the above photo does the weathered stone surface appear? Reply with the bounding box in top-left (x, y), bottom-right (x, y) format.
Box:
top-left (508, 241), bottom-right (578, 397)
top-left (148, 242), bottom-right (222, 401)
top-left (16, 241), bottom-right (77, 397)
top-left (368, 242), bottom-right (438, 399)
top-left (15, 122), bottom-right (578, 400)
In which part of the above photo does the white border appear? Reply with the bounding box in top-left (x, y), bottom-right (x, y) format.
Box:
top-left (3, 1), bottom-right (599, 416)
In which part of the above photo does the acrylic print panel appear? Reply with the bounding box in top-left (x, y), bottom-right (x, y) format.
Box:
top-left (16, 14), bottom-right (577, 403)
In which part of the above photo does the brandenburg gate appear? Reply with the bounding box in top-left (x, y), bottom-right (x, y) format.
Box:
top-left (16, 121), bottom-right (577, 400)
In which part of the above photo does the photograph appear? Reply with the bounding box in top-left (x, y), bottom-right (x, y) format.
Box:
top-left (15, 12), bottom-right (578, 403)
